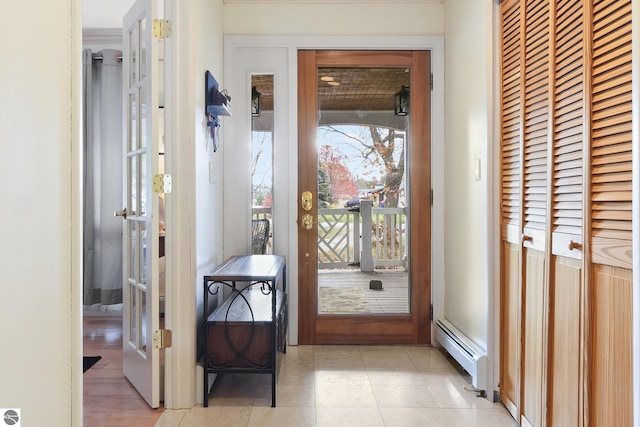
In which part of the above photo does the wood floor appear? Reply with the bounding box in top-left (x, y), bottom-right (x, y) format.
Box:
top-left (318, 269), bottom-right (409, 313)
top-left (83, 313), bottom-right (164, 427)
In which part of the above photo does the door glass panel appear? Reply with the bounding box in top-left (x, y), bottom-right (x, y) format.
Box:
top-left (316, 67), bottom-right (410, 314)
top-left (140, 287), bottom-right (147, 354)
top-left (129, 220), bottom-right (138, 280)
top-left (130, 92), bottom-right (138, 151)
top-left (251, 75), bottom-right (274, 254)
top-left (130, 283), bottom-right (138, 345)
top-left (129, 27), bottom-right (138, 86)
top-left (129, 155), bottom-right (137, 215)
top-left (140, 153), bottom-right (147, 216)
top-left (140, 86), bottom-right (147, 149)
top-left (140, 17), bottom-right (147, 81)
top-left (140, 221), bottom-right (148, 284)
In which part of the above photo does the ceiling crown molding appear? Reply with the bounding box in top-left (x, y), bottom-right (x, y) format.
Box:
top-left (224, 0), bottom-right (442, 3)
top-left (83, 28), bottom-right (122, 45)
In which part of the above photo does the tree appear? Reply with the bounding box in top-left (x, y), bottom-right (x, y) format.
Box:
top-left (317, 168), bottom-right (332, 208)
top-left (321, 125), bottom-right (405, 207)
top-left (318, 145), bottom-right (358, 204)
top-left (251, 131), bottom-right (272, 206)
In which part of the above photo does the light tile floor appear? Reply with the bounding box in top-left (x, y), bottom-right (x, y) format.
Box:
top-left (155, 345), bottom-right (517, 427)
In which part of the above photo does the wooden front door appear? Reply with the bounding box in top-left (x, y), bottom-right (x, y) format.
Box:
top-left (297, 50), bottom-right (431, 345)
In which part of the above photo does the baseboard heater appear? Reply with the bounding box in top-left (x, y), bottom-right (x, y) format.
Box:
top-left (434, 318), bottom-right (487, 392)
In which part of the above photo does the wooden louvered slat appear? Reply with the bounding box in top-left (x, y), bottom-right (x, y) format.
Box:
top-left (552, 0), bottom-right (584, 249)
top-left (522, 0), bottom-right (549, 246)
top-left (500, 0), bottom-right (522, 244)
top-left (592, 171), bottom-right (632, 184)
top-left (590, 0), bottom-right (632, 265)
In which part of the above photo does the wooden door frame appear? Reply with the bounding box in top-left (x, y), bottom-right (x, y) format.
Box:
top-left (297, 49), bottom-right (431, 345)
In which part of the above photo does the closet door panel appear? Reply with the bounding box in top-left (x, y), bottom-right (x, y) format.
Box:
top-left (520, 1), bottom-right (549, 425)
top-left (499, 0), bottom-right (523, 420)
top-left (547, 256), bottom-right (581, 427)
top-left (590, 265), bottom-right (632, 427)
top-left (500, 241), bottom-right (521, 419)
top-left (588, 1), bottom-right (632, 425)
top-left (547, 2), bottom-right (584, 426)
top-left (520, 248), bottom-right (545, 427)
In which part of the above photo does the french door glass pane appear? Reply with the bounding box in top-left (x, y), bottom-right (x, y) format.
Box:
top-left (129, 92), bottom-right (137, 151)
top-left (130, 283), bottom-right (138, 346)
top-left (129, 220), bottom-right (138, 280)
top-left (129, 155), bottom-right (137, 215)
top-left (140, 17), bottom-right (147, 81)
top-left (140, 287), bottom-right (147, 354)
top-left (129, 27), bottom-right (138, 86)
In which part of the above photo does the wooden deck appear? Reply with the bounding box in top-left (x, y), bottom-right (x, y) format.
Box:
top-left (318, 268), bottom-right (409, 314)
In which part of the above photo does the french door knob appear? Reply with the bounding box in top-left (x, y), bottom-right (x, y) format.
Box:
top-left (114, 207), bottom-right (128, 220)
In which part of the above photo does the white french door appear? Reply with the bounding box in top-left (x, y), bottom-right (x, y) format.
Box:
top-left (120, 0), bottom-right (163, 408)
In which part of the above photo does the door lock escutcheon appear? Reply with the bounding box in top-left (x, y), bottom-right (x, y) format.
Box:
top-left (302, 214), bottom-right (314, 230)
top-left (301, 191), bottom-right (313, 211)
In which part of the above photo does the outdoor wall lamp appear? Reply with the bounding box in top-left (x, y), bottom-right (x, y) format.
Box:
top-left (394, 86), bottom-right (410, 116)
top-left (251, 86), bottom-right (262, 117)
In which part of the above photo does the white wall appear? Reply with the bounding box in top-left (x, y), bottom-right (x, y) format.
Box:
top-left (224, 2), bottom-right (444, 35)
top-left (193, 2), bottom-right (224, 280)
top-left (190, 0), bottom-right (225, 405)
top-left (442, 0), bottom-right (493, 352)
top-left (0, 0), bottom-right (82, 425)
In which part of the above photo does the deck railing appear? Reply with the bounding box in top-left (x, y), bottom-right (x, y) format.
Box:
top-left (317, 208), bottom-right (361, 268)
top-left (319, 201), bottom-right (407, 271)
top-left (253, 202), bottom-right (407, 271)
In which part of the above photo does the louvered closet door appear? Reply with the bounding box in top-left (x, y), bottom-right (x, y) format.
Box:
top-left (520, 1), bottom-right (549, 426)
top-left (589, 1), bottom-right (633, 425)
top-left (498, 0), bottom-right (522, 421)
top-left (547, 1), bottom-right (584, 426)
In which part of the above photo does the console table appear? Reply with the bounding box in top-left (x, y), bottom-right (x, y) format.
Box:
top-left (202, 255), bottom-right (287, 407)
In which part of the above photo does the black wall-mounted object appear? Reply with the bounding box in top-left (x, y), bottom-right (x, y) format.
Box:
top-left (205, 71), bottom-right (231, 152)
top-left (205, 70), bottom-right (232, 116)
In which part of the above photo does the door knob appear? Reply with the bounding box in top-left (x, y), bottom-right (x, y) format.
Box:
top-left (114, 208), bottom-right (128, 220)
top-left (569, 240), bottom-right (582, 251)
top-left (302, 214), bottom-right (314, 230)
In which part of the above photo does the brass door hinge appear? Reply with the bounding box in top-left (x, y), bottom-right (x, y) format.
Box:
top-left (153, 174), bottom-right (172, 193)
top-left (153, 19), bottom-right (172, 39)
top-left (153, 329), bottom-right (172, 349)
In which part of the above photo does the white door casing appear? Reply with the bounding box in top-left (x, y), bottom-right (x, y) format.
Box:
top-left (223, 35), bottom-right (445, 350)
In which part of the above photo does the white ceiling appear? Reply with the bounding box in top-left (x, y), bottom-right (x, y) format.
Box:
top-left (82, 0), bottom-right (444, 29)
top-left (83, 0), bottom-right (135, 29)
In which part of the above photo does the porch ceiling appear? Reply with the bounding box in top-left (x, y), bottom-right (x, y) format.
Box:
top-left (253, 67), bottom-right (410, 112)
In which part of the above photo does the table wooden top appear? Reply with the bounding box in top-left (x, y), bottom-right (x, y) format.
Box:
top-left (204, 255), bottom-right (286, 282)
